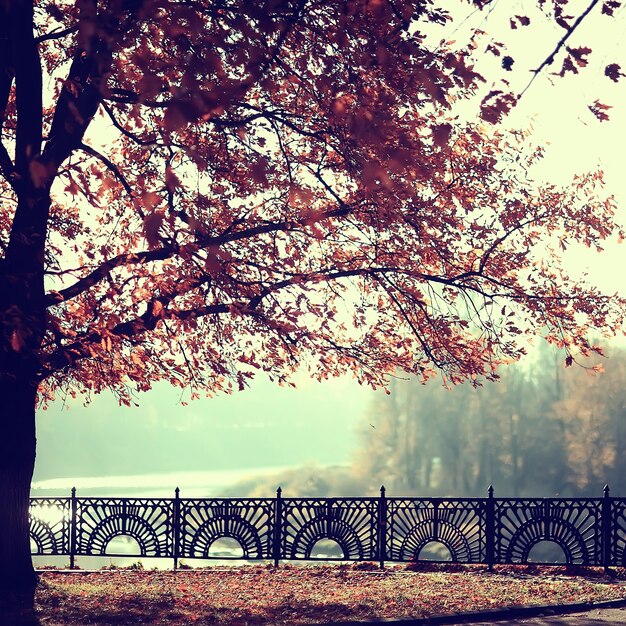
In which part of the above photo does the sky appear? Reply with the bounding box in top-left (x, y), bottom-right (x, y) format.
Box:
top-left (34, 1), bottom-right (626, 485)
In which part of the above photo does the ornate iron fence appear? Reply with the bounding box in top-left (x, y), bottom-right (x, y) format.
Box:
top-left (28, 485), bottom-right (626, 569)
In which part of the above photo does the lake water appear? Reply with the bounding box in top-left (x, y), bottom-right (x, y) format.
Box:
top-left (30, 465), bottom-right (296, 498)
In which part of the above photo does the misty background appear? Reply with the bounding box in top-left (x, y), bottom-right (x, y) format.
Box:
top-left (32, 340), bottom-right (626, 500)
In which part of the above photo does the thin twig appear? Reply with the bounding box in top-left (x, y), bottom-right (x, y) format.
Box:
top-left (519, 0), bottom-right (600, 99)
top-left (79, 142), bottom-right (134, 198)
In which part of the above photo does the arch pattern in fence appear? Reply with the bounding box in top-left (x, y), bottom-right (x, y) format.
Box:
top-left (75, 497), bottom-right (173, 557)
top-left (28, 487), bottom-right (624, 569)
top-left (179, 498), bottom-right (274, 559)
top-left (29, 497), bottom-right (70, 555)
top-left (495, 498), bottom-right (601, 565)
top-left (280, 497), bottom-right (379, 560)
top-left (386, 498), bottom-right (485, 562)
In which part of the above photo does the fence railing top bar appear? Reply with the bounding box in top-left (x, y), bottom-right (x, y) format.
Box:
top-left (280, 496), bottom-right (381, 502)
top-left (386, 496), bottom-right (487, 502)
top-left (492, 497), bottom-right (605, 503)
top-left (29, 486), bottom-right (622, 501)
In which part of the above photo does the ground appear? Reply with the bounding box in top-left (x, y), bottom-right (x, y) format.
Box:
top-left (8, 563), bottom-right (625, 625)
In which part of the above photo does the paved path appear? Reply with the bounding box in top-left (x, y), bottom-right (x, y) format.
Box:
top-left (465, 606), bottom-right (626, 625)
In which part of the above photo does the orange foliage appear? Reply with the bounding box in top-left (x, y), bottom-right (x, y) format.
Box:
top-left (0, 0), bottom-right (622, 408)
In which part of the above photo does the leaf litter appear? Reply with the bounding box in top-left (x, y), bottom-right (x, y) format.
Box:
top-left (33, 563), bottom-right (626, 625)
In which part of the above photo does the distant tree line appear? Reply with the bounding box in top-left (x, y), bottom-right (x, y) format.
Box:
top-left (353, 343), bottom-right (626, 497)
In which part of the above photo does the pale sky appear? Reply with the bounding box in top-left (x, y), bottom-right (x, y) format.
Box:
top-left (468, 0), bottom-right (626, 295)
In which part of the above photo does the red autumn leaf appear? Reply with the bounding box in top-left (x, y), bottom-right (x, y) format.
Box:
top-left (588, 99), bottom-right (612, 122)
top-left (568, 46), bottom-right (592, 67)
top-left (604, 63), bottom-right (623, 82)
top-left (143, 211), bottom-right (164, 248)
top-left (602, 1), bottom-right (621, 16)
top-left (163, 102), bottom-right (192, 132)
top-left (479, 91), bottom-right (517, 124)
top-left (509, 15), bottom-right (530, 29)
top-left (165, 167), bottom-right (181, 192)
top-left (485, 42), bottom-right (503, 57)
top-left (431, 123), bottom-right (452, 148)
top-left (151, 300), bottom-right (165, 318)
top-left (250, 158), bottom-right (269, 185)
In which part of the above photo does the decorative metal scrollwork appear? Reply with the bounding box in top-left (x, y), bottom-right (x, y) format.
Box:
top-left (29, 488), bottom-right (626, 568)
top-left (610, 498), bottom-right (626, 566)
top-left (495, 498), bottom-right (601, 565)
top-left (29, 498), bottom-right (70, 555)
top-left (281, 498), bottom-right (378, 560)
top-left (76, 498), bottom-right (173, 556)
top-left (179, 498), bottom-right (273, 559)
top-left (386, 498), bottom-right (485, 562)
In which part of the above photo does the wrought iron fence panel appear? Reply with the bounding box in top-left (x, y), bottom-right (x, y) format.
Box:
top-left (178, 497), bottom-right (274, 560)
top-left (494, 498), bottom-right (602, 565)
top-left (386, 498), bottom-right (486, 563)
top-left (74, 497), bottom-right (174, 557)
top-left (609, 498), bottom-right (626, 566)
top-left (29, 497), bottom-right (71, 556)
top-left (280, 498), bottom-right (379, 560)
top-left (27, 488), bottom-right (626, 569)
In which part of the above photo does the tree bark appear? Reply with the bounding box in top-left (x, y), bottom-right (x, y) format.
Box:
top-left (0, 188), bottom-right (49, 596)
top-left (0, 375), bottom-right (38, 596)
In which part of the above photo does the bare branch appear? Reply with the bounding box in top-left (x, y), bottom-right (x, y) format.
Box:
top-left (35, 24), bottom-right (79, 44)
top-left (101, 101), bottom-right (161, 146)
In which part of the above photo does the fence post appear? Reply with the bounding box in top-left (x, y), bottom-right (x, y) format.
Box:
top-left (173, 487), bottom-right (180, 571)
top-left (486, 485), bottom-right (495, 571)
top-left (70, 487), bottom-right (77, 570)
top-left (603, 484), bottom-right (611, 573)
top-left (378, 485), bottom-right (387, 569)
top-left (273, 486), bottom-right (282, 567)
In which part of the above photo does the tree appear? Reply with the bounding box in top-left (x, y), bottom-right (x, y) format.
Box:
top-left (0, 0), bottom-right (623, 595)
top-left (551, 348), bottom-right (626, 493)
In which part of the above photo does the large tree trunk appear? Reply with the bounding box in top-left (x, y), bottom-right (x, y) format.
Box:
top-left (0, 190), bottom-right (50, 599)
top-left (0, 0), bottom-right (47, 602)
top-left (0, 375), bottom-right (38, 596)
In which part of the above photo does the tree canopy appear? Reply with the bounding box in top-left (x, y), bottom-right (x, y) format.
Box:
top-left (1, 0), bottom-right (623, 407)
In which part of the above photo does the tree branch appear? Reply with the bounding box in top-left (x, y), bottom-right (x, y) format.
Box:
top-left (42, 0), bottom-right (111, 173)
top-left (45, 202), bottom-right (355, 307)
top-left (12, 0), bottom-right (42, 177)
top-left (42, 1), bottom-right (148, 174)
top-left (0, 142), bottom-right (16, 192)
top-left (41, 300), bottom-right (230, 377)
top-left (35, 24), bottom-right (79, 44)
top-left (519, 0), bottom-right (600, 98)
top-left (79, 142), bottom-right (134, 198)
top-left (0, 2), bottom-right (13, 140)
top-left (101, 101), bottom-right (162, 146)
